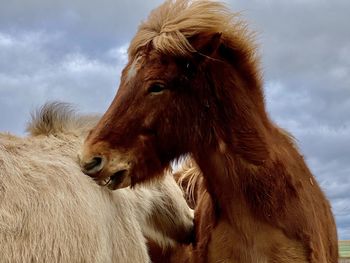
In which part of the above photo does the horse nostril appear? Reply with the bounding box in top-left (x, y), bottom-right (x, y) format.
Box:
top-left (83, 157), bottom-right (104, 175)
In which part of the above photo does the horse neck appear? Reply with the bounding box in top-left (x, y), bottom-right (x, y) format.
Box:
top-left (193, 147), bottom-right (247, 216)
top-left (192, 59), bottom-right (275, 216)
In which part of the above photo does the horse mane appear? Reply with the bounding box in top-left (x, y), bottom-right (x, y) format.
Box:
top-left (174, 158), bottom-right (203, 209)
top-left (129, 0), bottom-right (257, 61)
top-left (129, 0), bottom-right (262, 100)
top-left (26, 102), bottom-right (100, 137)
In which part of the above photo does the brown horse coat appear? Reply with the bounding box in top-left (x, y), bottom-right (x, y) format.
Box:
top-left (80, 1), bottom-right (338, 262)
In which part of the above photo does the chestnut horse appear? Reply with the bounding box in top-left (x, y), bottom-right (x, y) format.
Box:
top-left (80, 0), bottom-right (338, 262)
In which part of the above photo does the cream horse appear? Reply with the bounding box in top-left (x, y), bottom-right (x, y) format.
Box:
top-left (0, 103), bottom-right (193, 263)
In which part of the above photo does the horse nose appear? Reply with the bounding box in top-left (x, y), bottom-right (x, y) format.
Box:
top-left (81, 156), bottom-right (105, 176)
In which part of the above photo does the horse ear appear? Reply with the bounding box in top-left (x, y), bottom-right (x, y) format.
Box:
top-left (190, 32), bottom-right (222, 60)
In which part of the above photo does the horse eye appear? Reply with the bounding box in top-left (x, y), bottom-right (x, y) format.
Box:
top-left (148, 83), bottom-right (166, 94)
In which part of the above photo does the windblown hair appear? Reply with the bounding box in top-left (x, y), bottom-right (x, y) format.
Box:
top-left (26, 102), bottom-right (99, 137)
top-left (0, 103), bottom-right (193, 263)
top-left (174, 158), bottom-right (203, 209)
top-left (130, 0), bottom-right (255, 58)
top-left (129, 0), bottom-right (261, 92)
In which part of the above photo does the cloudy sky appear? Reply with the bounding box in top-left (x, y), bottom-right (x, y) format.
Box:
top-left (0, 0), bottom-right (349, 240)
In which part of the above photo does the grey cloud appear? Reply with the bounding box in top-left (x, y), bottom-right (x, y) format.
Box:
top-left (0, 0), bottom-right (163, 54)
top-left (0, 31), bottom-right (126, 134)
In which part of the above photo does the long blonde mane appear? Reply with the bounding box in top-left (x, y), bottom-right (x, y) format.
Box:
top-left (129, 0), bottom-right (256, 61)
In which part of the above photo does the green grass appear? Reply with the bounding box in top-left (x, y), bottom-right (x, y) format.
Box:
top-left (339, 240), bottom-right (350, 258)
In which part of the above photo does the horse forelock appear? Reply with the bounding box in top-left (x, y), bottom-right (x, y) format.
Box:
top-left (128, 0), bottom-right (256, 62)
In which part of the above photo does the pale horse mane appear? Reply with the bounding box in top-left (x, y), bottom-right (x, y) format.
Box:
top-left (174, 157), bottom-right (203, 209)
top-left (0, 102), bottom-right (193, 262)
top-left (129, 0), bottom-right (257, 71)
top-left (26, 101), bottom-right (100, 137)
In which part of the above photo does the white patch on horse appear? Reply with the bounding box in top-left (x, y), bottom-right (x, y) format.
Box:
top-left (127, 56), bottom-right (142, 82)
top-left (218, 138), bottom-right (227, 154)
